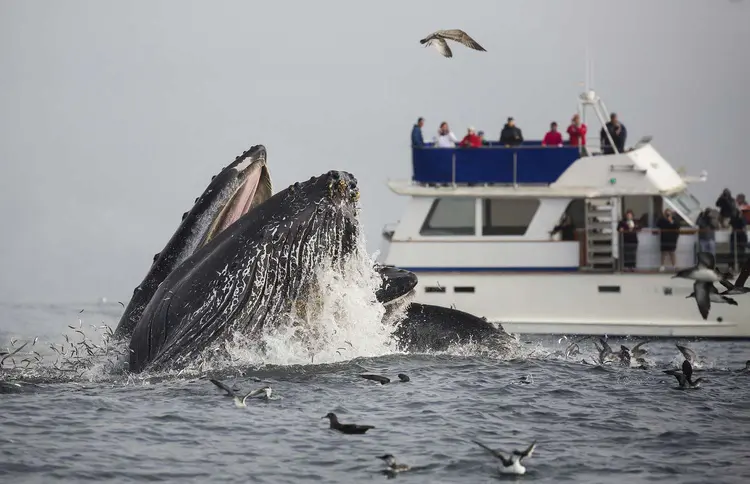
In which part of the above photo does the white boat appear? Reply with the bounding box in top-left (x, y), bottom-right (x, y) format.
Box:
top-left (379, 90), bottom-right (750, 338)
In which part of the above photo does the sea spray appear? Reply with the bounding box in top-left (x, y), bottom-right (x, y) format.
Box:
top-left (222, 230), bottom-right (401, 367)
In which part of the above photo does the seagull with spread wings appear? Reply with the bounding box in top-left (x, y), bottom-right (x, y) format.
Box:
top-left (419, 29), bottom-right (487, 58)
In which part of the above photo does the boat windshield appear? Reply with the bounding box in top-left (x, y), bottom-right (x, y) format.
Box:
top-left (662, 189), bottom-right (702, 226)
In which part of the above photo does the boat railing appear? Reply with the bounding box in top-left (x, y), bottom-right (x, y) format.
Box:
top-left (412, 142), bottom-right (582, 186)
top-left (559, 227), bottom-right (749, 273)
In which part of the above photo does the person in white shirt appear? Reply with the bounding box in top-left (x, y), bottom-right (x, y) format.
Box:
top-left (434, 122), bottom-right (458, 147)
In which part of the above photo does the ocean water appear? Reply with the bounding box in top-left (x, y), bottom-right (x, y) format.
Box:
top-left (3, 299), bottom-right (750, 484)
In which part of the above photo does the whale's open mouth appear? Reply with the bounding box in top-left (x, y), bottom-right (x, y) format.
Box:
top-left (199, 161), bottom-right (272, 248)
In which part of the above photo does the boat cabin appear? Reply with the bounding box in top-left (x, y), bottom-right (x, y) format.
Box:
top-left (380, 91), bottom-right (743, 274)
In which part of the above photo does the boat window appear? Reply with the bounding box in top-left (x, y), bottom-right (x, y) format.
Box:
top-left (663, 189), bottom-right (702, 226)
top-left (420, 198), bottom-right (476, 236)
top-left (482, 198), bottom-right (540, 236)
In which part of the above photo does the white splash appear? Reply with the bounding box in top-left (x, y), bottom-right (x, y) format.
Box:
top-left (222, 232), bottom-right (400, 367)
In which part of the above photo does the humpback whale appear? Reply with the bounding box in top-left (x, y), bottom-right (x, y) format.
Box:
top-left (116, 145), bottom-right (515, 374)
top-left (389, 302), bottom-right (514, 353)
top-left (128, 170), bottom-right (360, 373)
top-left (115, 145), bottom-right (272, 339)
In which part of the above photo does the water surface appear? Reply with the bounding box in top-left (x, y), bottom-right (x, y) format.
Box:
top-left (2, 302), bottom-right (750, 483)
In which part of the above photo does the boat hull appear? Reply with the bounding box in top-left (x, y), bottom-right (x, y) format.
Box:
top-left (406, 272), bottom-right (750, 338)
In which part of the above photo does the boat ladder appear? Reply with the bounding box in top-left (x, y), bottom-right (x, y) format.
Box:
top-left (584, 197), bottom-right (616, 271)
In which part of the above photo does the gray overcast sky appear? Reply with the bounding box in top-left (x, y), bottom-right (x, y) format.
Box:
top-left (1, 0), bottom-right (748, 303)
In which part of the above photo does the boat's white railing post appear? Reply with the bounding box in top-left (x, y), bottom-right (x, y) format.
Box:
top-left (578, 90), bottom-right (619, 155)
top-left (610, 196), bottom-right (620, 268)
top-left (597, 97), bottom-right (619, 154)
top-left (451, 152), bottom-right (456, 187)
top-left (513, 151), bottom-right (518, 188)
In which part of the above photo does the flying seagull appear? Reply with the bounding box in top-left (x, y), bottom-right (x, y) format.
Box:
top-left (419, 29), bottom-right (486, 58)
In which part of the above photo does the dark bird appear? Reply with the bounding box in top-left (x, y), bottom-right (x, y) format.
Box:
top-left (663, 359), bottom-right (705, 389)
top-left (419, 29), bottom-right (486, 58)
top-left (322, 412), bottom-right (374, 434)
top-left (735, 360), bottom-right (750, 373)
top-left (618, 346), bottom-right (632, 367)
top-left (673, 252), bottom-right (734, 288)
top-left (593, 337), bottom-right (615, 364)
top-left (359, 373), bottom-right (410, 385)
top-left (686, 280), bottom-right (737, 320)
top-left (473, 439), bottom-right (536, 475)
top-left (721, 257), bottom-right (750, 296)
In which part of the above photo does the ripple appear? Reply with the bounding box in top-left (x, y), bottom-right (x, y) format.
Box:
top-left (3, 314), bottom-right (750, 483)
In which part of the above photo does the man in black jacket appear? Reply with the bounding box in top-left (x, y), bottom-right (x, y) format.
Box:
top-left (716, 188), bottom-right (736, 228)
top-left (499, 117), bottom-right (523, 146)
top-left (600, 112), bottom-right (627, 154)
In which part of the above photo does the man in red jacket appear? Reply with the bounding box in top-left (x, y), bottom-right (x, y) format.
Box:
top-left (566, 114), bottom-right (587, 151)
top-left (459, 126), bottom-right (482, 147)
top-left (542, 121), bottom-right (563, 146)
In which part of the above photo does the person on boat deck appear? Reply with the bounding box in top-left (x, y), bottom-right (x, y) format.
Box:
top-left (459, 126), bottom-right (482, 148)
top-left (567, 114), bottom-right (588, 151)
top-left (656, 208), bottom-right (680, 272)
top-left (716, 188), bottom-right (736, 228)
top-left (600, 112), bottom-right (627, 154)
top-left (549, 213), bottom-right (576, 241)
top-left (542, 122), bottom-right (563, 147)
top-left (434, 122), bottom-right (459, 147)
top-left (729, 208), bottom-right (748, 270)
top-left (499, 117), bottom-right (524, 146)
top-left (736, 193), bottom-right (750, 224)
top-left (411, 117), bottom-right (425, 147)
top-left (477, 130), bottom-right (488, 146)
top-left (696, 207), bottom-right (719, 257)
top-left (618, 209), bottom-right (640, 271)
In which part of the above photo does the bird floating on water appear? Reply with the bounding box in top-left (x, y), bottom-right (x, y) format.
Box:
top-left (419, 29), bottom-right (486, 58)
top-left (473, 439), bottom-right (536, 475)
top-left (359, 373), bottom-right (410, 385)
top-left (322, 412), bottom-right (374, 434)
top-left (377, 454), bottom-right (410, 477)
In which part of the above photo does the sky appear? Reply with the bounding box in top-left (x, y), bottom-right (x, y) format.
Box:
top-left (0, 0), bottom-right (748, 304)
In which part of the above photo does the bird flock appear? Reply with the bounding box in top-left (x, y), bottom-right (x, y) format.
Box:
top-left (673, 252), bottom-right (750, 320)
top-left (208, 370), bottom-right (537, 477)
